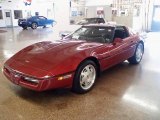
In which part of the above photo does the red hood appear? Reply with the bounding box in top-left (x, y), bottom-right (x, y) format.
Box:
top-left (5, 40), bottom-right (103, 78)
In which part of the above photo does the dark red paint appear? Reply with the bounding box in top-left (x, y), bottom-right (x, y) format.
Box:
top-left (3, 25), bottom-right (141, 91)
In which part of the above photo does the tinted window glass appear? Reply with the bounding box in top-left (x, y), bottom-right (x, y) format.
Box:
top-left (38, 16), bottom-right (46, 20)
top-left (14, 10), bottom-right (23, 19)
top-left (114, 26), bottom-right (129, 39)
top-left (67, 26), bottom-right (115, 43)
top-left (5, 12), bottom-right (10, 17)
top-left (0, 10), bottom-right (3, 19)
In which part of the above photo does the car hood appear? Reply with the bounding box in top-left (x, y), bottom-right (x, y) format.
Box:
top-left (5, 40), bottom-right (102, 78)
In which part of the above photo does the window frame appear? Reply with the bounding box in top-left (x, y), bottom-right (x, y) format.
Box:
top-left (0, 10), bottom-right (3, 19)
top-left (14, 10), bottom-right (23, 19)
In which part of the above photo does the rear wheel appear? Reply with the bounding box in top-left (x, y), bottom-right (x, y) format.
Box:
top-left (43, 25), bottom-right (46, 28)
top-left (72, 60), bottom-right (97, 94)
top-left (31, 23), bottom-right (38, 29)
top-left (128, 42), bottom-right (144, 64)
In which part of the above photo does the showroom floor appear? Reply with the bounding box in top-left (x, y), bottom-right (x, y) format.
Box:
top-left (0, 27), bottom-right (160, 120)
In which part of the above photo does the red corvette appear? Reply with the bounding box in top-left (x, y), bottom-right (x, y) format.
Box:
top-left (3, 24), bottom-right (144, 93)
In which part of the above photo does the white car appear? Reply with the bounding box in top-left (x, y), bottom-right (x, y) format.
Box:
top-left (60, 18), bottom-right (106, 38)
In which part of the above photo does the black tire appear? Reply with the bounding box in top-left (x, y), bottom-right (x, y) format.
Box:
top-left (128, 42), bottom-right (144, 64)
top-left (72, 60), bottom-right (97, 94)
top-left (22, 26), bottom-right (27, 30)
top-left (31, 22), bottom-right (38, 29)
top-left (43, 25), bottom-right (46, 28)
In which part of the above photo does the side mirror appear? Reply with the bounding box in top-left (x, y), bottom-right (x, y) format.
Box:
top-left (61, 33), bottom-right (69, 39)
top-left (113, 38), bottom-right (122, 45)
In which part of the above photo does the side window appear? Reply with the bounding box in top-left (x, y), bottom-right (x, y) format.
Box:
top-left (38, 16), bottom-right (46, 20)
top-left (114, 26), bottom-right (129, 39)
top-left (0, 10), bottom-right (3, 19)
top-left (14, 10), bottom-right (23, 19)
top-left (122, 26), bottom-right (129, 38)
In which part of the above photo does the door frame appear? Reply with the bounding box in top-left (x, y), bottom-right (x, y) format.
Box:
top-left (4, 9), bottom-right (13, 27)
top-left (151, 5), bottom-right (160, 31)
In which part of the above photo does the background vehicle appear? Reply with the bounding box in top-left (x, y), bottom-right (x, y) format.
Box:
top-left (59, 17), bottom-right (106, 38)
top-left (18, 16), bottom-right (56, 29)
top-left (76, 18), bottom-right (105, 25)
top-left (3, 24), bottom-right (144, 94)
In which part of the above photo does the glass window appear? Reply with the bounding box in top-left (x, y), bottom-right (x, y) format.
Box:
top-left (6, 12), bottom-right (10, 17)
top-left (0, 10), bottom-right (3, 19)
top-left (67, 26), bottom-right (115, 43)
top-left (14, 10), bottom-right (23, 19)
top-left (38, 16), bottom-right (46, 20)
top-left (114, 26), bottom-right (129, 39)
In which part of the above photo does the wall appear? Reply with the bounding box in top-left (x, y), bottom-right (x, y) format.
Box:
top-left (0, 9), bottom-right (5, 27)
top-left (0, 0), bottom-right (27, 27)
top-left (85, 6), bottom-right (112, 21)
top-left (113, 15), bottom-right (133, 27)
top-left (140, 0), bottom-right (154, 31)
top-left (85, 0), bottom-right (112, 6)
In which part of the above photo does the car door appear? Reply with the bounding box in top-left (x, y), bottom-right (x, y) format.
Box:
top-left (108, 38), bottom-right (130, 65)
top-left (100, 27), bottom-right (134, 69)
top-left (109, 27), bottom-right (137, 65)
top-left (95, 41), bottom-right (126, 71)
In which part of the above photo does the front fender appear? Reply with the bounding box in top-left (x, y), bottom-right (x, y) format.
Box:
top-left (49, 49), bottom-right (98, 76)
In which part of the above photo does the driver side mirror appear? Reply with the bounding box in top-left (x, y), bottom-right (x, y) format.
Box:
top-left (61, 33), bottom-right (69, 39)
top-left (113, 38), bottom-right (123, 45)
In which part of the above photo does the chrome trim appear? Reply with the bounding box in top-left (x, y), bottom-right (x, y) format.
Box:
top-left (24, 77), bottom-right (39, 84)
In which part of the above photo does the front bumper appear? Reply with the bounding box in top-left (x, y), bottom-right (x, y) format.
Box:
top-left (3, 66), bottom-right (75, 91)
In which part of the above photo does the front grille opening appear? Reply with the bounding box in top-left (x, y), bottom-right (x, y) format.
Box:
top-left (4, 67), bottom-right (11, 75)
top-left (21, 76), bottom-right (39, 85)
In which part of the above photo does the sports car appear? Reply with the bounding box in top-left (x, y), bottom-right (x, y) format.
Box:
top-left (3, 24), bottom-right (144, 93)
top-left (18, 16), bottom-right (56, 29)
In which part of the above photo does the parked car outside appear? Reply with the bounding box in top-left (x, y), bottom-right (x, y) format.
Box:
top-left (18, 16), bottom-right (56, 29)
top-left (3, 24), bottom-right (144, 94)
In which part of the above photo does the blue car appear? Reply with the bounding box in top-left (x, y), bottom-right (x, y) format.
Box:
top-left (18, 16), bottom-right (56, 29)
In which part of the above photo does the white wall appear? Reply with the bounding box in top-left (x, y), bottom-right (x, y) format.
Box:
top-left (85, 6), bottom-right (112, 21)
top-left (0, 0), bottom-right (27, 27)
top-left (0, 9), bottom-right (5, 27)
top-left (154, 0), bottom-right (160, 5)
top-left (85, 0), bottom-right (112, 6)
top-left (85, 0), bottom-right (112, 22)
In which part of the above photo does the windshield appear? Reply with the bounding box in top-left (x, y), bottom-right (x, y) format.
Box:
top-left (66, 26), bottom-right (115, 43)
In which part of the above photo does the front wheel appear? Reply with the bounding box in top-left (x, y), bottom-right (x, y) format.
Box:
top-left (72, 60), bottom-right (97, 94)
top-left (128, 42), bottom-right (144, 64)
top-left (22, 26), bottom-right (27, 30)
top-left (43, 25), bottom-right (46, 28)
top-left (31, 23), bottom-right (38, 29)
